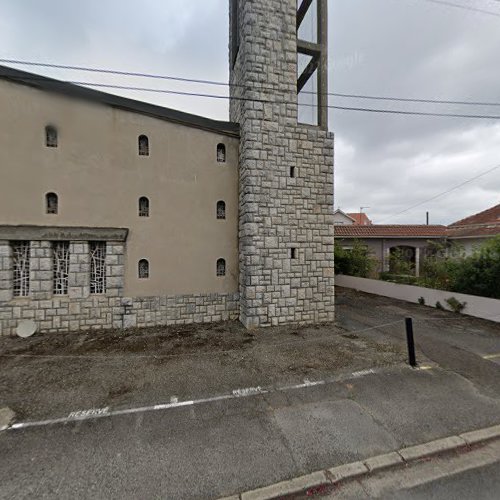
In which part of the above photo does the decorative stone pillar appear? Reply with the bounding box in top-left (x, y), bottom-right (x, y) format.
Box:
top-left (30, 241), bottom-right (52, 300)
top-left (106, 242), bottom-right (125, 298)
top-left (0, 241), bottom-right (13, 303)
top-left (68, 241), bottom-right (90, 299)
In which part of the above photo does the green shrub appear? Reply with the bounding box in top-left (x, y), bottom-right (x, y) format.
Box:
top-left (445, 297), bottom-right (467, 313)
top-left (389, 248), bottom-right (415, 276)
top-left (450, 236), bottom-right (500, 299)
top-left (334, 240), bottom-right (377, 278)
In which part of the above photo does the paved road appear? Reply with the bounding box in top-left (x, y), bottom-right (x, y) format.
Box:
top-left (324, 438), bottom-right (500, 499)
top-left (1, 289), bottom-right (499, 499)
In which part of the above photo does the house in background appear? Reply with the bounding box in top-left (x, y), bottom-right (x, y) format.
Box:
top-left (447, 203), bottom-right (500, 254)
top-left (347, 212), bottom-right (373, 226)
top-left (335, 203), bottom-right (500, 276)
top-left (334, 224), bottom-right (447, 276)
top-left (333, 209), bottom-right (356, 225)
top-left (333, 209), bottom-right (372, 226)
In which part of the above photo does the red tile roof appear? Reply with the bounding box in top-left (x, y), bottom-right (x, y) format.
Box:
top-left (447, 203), bottom-right (500, 238)
top-left (447, 224), bottom-right (500, 238)
top-left (449, 203), bottom-right (500, 227)
top-left (346, 213), bottom-right (372, 225)
top-left (334, 225), bottom-right (447, 238)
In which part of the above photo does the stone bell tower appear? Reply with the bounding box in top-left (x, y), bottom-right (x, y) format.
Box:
top-left (229, 0), bottom-right (335, 328)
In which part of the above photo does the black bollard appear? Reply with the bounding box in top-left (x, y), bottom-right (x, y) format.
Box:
top-left (405, 317), bottom-right (417, 367)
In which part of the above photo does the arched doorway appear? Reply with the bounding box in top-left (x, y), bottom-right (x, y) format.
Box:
top-left (389, 246), bottom-right (416, 275)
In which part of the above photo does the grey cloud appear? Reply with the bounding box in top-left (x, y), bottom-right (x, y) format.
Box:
top-left (0, 0), bottom-right (499, 223)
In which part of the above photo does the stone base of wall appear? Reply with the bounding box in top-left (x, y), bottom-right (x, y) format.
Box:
top-left (0, 293), bottom-right (240, 336)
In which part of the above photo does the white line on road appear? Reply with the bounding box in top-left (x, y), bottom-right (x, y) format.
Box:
top-left (8, 363), bottom-right (432, 431)
top-left (483, 353), bottom-right (500, 360)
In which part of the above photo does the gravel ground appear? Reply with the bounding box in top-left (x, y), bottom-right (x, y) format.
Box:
top-left (0, 294), bottom-right (408, 421)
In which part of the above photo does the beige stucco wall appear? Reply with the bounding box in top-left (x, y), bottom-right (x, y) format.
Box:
top-left (0, 79), bottom-right (239, 297)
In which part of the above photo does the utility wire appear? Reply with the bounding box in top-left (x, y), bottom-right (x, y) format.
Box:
top-left (421, 0), bottom-right (500, 17)
top-left (333, 92), bottom-right (500, 108)
top-left (379, 164), bottom-right (500, 222)
top-left (7, 75), bottom-right (500, 119)
top-left (3, 58), bottom-right (500, 108)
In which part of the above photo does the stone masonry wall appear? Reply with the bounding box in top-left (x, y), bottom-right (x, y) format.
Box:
top-left (0, 240), bottom-right (239, 336)
top-left (230, 0), bottom-right (335, 327)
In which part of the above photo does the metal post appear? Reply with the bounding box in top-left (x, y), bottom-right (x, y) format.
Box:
top-left (405, 317), bottom-right (417, 367)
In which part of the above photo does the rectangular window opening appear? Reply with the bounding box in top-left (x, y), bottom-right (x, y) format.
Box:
top-left (290, 248), bottom-right (297, 259)
top-left (90, 241), bottom-right (106, 294)
top-left (12, 241), bottom-right (30, 297)
top-left (290, 166), bottom-right (296, 178)
top-left (53, 242), bottom-right (70, 295)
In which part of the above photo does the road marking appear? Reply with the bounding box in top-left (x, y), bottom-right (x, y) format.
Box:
top-left (352, 369), bottom-right (376, 378)
top-left (416, 365), bottom-right (434, 371)
top-left (7, 363), bottom-right (422, 431)
top-left (483, 353), bottom-right (500, 360)
top-left (233, 386), bottom-right (267, 397)
top-left (68, 407), bottom-right (109, 419)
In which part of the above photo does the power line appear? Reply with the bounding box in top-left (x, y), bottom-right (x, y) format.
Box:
top-left (6, 74), bottom-right (500, 119)
top-left (53, 80), bottom-right (500, 119)
top-left (333, 92), bottom-right (500, 108)
top-left (421, 0), bottom-right (500, 17)
top-left (380, 164), bottom-right (500, 222)
top-left (3, 58), bottom-right (500, 108)
top-left (18, 76), bottom-right (500, 119)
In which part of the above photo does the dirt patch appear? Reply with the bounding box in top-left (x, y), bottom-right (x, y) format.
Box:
top-left (0, 313), bottom-right (409, 421)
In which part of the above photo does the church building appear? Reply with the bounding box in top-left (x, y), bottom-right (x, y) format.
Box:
top-left (0, 0), bottom-right (334, 335)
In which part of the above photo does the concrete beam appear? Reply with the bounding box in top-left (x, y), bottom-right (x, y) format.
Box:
top-left (0, 225), bottom-right (129, 242)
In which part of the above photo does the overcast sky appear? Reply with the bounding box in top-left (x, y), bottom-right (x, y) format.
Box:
top-left (1, 0), bottom-right (499, 224)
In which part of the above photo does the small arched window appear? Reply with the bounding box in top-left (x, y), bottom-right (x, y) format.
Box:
top-left (139, 197), bottom-right (150, 217)
top-left (216, 200), bottom-right (226, 220)
top-left (217, 143), bottom-right (226, 163)
top-left (216, 258), bottom-right (226, 277)
top-left (138, 259), bottom-right (149, 279)
top-left (138, 135), bottom-right (149, 156)
top-left (46, 192), bottom-right (58, 214)
top-left (45, 126), bottom-right (58, 148)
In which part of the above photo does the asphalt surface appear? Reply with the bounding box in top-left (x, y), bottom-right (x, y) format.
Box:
top-left (1, 288), bottom-right (499, 499)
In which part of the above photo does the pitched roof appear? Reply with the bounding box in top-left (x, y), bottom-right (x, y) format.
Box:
top-left (346, 212), bottom-right (372, 225)
top-left (335, 225), bottom-right (447, 238)
top-left (447, 224), bottom-right (500, 238)
top-left (449, 203), bottom-right (500, 227)
top-left (446, 203), bottom-right (500, 238)
top-left (0, 64), bottom-right (239, 137)
top-left (333, 209), bottom-right (356, 223)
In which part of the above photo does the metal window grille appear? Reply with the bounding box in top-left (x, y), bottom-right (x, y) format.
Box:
top-left (138, 135), bottom-right (149, 156)
top-left (139, 197), bottom-right (150, 217)
top-left (12, 241), bottom-right (30, 297)
top-left (46, 193), bottom-right (58, 214)
top-left (217, 201), bottom-right (226, 220)
top-left (90, 242), bottom-right (106, 294)
top-left (216, 258), bottom-right (226, 277)
top-left (53, 242), bottom-right (70, 295)
top-left (45, 126), bottom-right (58, 147)
top-left (138, 259), bottom-right (149, 279)
top-left (217, 143), bottom-right (226, 163)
